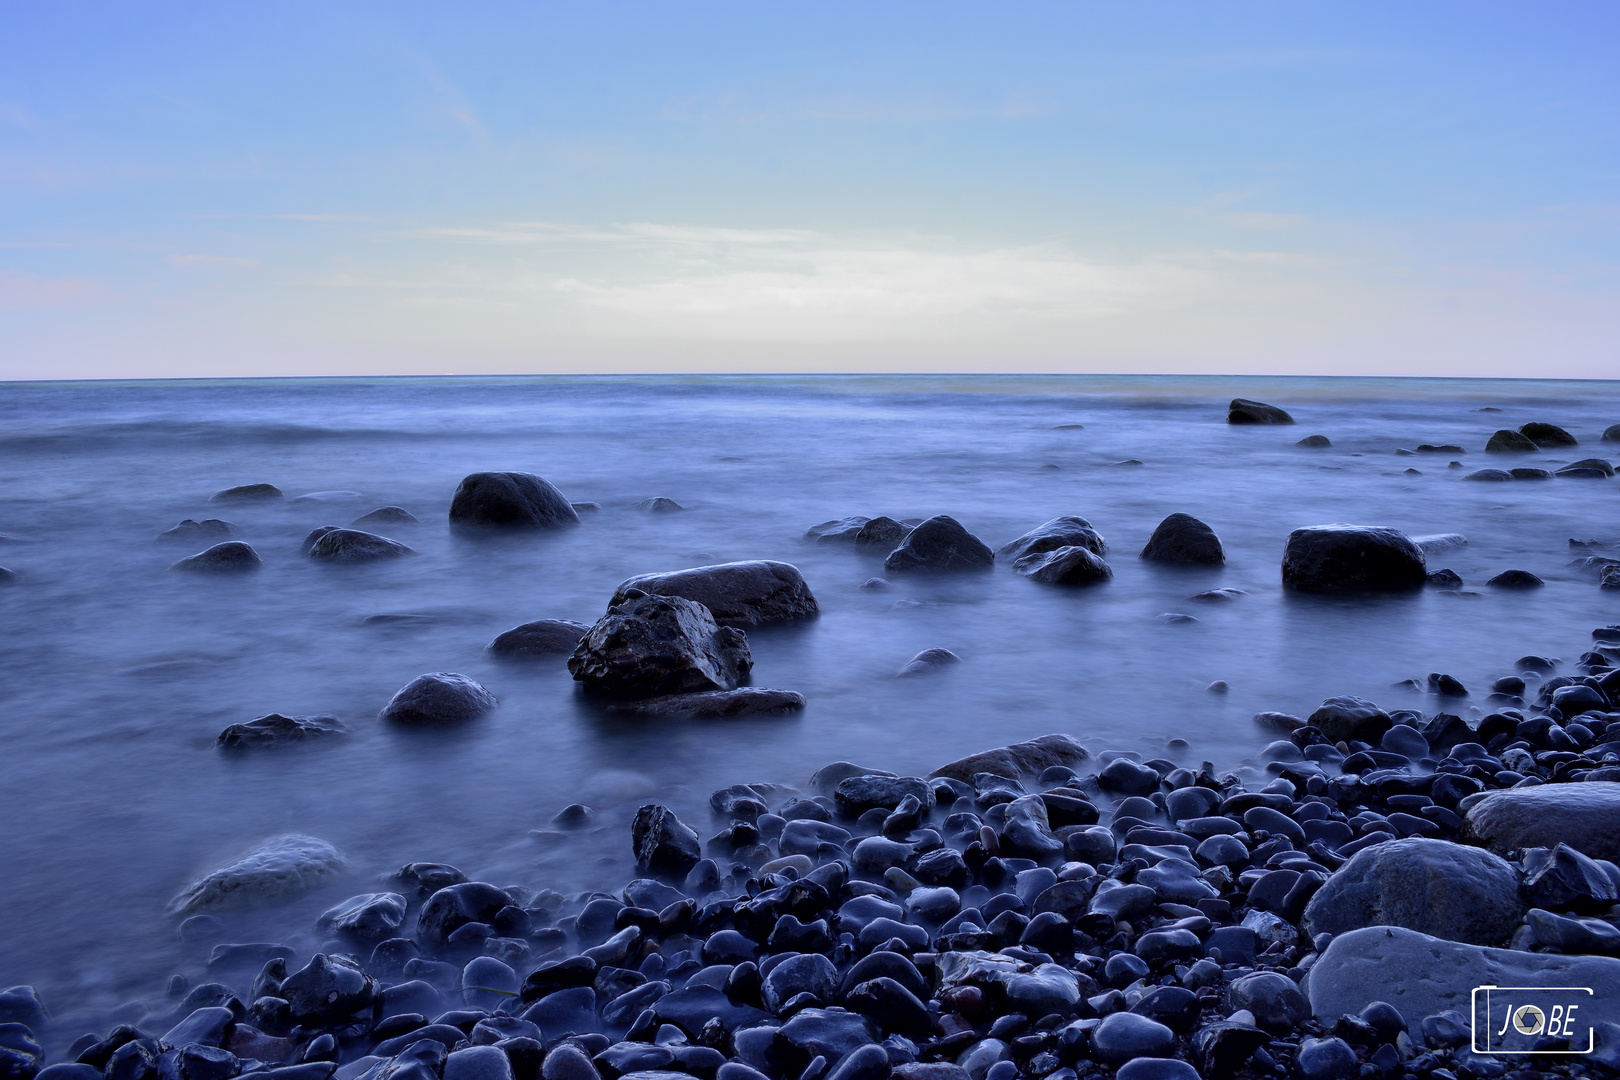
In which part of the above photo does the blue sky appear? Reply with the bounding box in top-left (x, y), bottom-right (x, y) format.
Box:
top-left (2, 2), bottom-right (1616, 379)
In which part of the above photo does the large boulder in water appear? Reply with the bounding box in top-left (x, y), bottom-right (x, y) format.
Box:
top-left (488, 619), bottom-right (591, 657)
top-left (1485, 429), bottom-right (1538, 453)
top-left (1014, 546), bottom-right (1112, 586)
top-left (930, 734), bottom-right (1090, 782)
top-left (1519, 421), bottom-right (1577, 446)
top-left (1463, 782), bottom-right (1620, 861)
top-left (609, 561), bottom-right (818, 627)
top-left (169, 834), bottom-right (346, 914)
top-left (379, 673), bottom-right (497, 724)
top-left (448, 472), bottom-right (579, 529)
top-left (884, 516), bottom-right (993, 573)
top-left (1281, 525), bottom-right (1425, 593)
top-left (1301, 838), bottom-right (1527, 946)
top-left (1139, 513), bottom-right (1224, 566)
top-left (170, 542), bottom-right (262, 573)
top-left (999, 516), bottom-right (1106, 561)
top-left (1228, 399), bottom-right (1294, 425)
top-left (305, 528), bottom-right (414, 562)
top-left (569, 594), bottom-right (751, 697)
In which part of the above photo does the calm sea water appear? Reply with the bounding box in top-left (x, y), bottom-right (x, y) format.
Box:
top-left (1, 374), bottom-right (1617, 1038)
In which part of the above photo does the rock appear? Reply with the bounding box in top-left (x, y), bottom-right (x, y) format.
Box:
top-left (773, 1008), bottom-right (875, 1070)
top-left (305, 529), bottom-right (414, 562)
top-left (896, 648), bottom-right (960, 677)
top-left (417, 882), bottom-right (516, 945)
top-left (631, 805), bottom-right (702, 877)
top-left (1295, 1037), bottom-right (1357, 1080)
top-left (1012, 546), bottom-right (1111, 586)
top-left (316, 893), bottom-right (407, 940)
top-left (1281, 525), bottom-right (1425, 593)
top-left (217, 714), bottom-right (345, 750)
top-left (806, 517), bottom-right (870, 542)
top-left (1227, 399), bottom-right (1294, 425)
top-left (844, 977), bottom-right (930, 1036)
top-left (158, 519), bottom-right (237, 542)
top-left (606, 688), bottom-right (806, 718)
top-left (1297, 435), bottom-right (1331, 448)
top-left (1511, 466), bottom-right (1551, 479)
top-left (1522, 843), bottom-right (1620, 911)
top-left (169, 835), bottom-right (344, 914)
top-left (835, 776), bottom-right (935, 816)
top-left (210, 484), bottom-right (282, 503)
top-left (568, 595), bottom-right (751, 697)
top-left (0, 988), bottom-right (46, 1034)
top-left (1605, 424), bottom-right (1620, 443)
top-left (448, 473), bottom-right (579, 530)
top-left (351, 507), bottom-right (419, 527)
top-left (652, 985), bottom-right (769, 1037)
top-left (1463, 782), bottom-right (1620, 860)
top-left (883, 517), bottom-right (994, 573)
top-left (1526, 908), bottom-right (1620, 954)
top-left (1227, 971), bottom-right (1308, 1034)
top-left (856, 518), bottom-right (911, 548)
top-left (488, 620), bottom-right (591, 658)
top-left (1559, 458), bottom-right (1616, 477)
top-left (460, 957), bottom-right (519, 1011)
top-left (1091, 1012), bottom-right (1176, 1063)
top-left (1139, 514), bottom-right (1224, 566)
top-left (763, 954), bottom-right (838, 1013)
top-left (1425, 568), bottom-right (1462, 587)
top-left (1465, 468), bottom-right (1513, 481)
top-left (1487, 569), bottom-right (1543, 588)
top-left (1486, 430), bottom-right (1539, 453)
top-left (1306, 697), bottom-right (1393, 743)
top-left (443, 1047), bottom-right (512, 1080)
top-left (170, 542), bottom-right (262, 573)
top-left (0, 567), bottom-right (13, 583)
top-left (609, 562), bottom-right (817, 627)
top-left (279, 954), bottom-right (375, 1024)
top-left (1097, 758), bottom-right (1159, 795)
top-left (998, 517), bottom-right (1106, 562)
top-left (929, 735), bottom-right (1089, 782)
top-left (1520, 422), bottom-right (1578, 446)
top-left (638, 498), bottom-right (684, 512)
top-left (1305, 924), bottom-right (1620, 1027)
top-left (1302, 838), bottom-right (1526, 946)
top-left (379, 673), bottom-right (497, 724)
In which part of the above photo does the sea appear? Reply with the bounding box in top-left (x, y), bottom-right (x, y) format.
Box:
top-left (0, 373), bottom-right (1616, 1039)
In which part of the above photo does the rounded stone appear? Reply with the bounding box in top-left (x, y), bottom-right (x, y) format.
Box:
top-left (1091, 1012), bottom-right (1177, 1063)
top-left (380, 673), bottom-right (497, 724)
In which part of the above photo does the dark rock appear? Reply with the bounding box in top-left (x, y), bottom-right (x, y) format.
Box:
top-left (0, 990), bottom-right (46, 1035)
top-left (638, 497), bottom-right (684, 512)
top-left (806, 517), bottom-right (870, 542)
top-left (835, 776), bottom-right (935, 816)
top-left (1228, 399), bottom-right (1294, 425)
top-left (1425, 568), bottom-right (1462, 587)
top-left (1510, 467), bottom-right (1551, 479)
top-left (1306, 697), bottom-right (1393, 743)
top-left (159, 519), bottom-right (237, 542)
top-left (606, 689), bottom-right (806, 719)
top-left (930, 735), bottom-right (1088, 783)
top-left (305, 529), bottom-right (413, 562)
top-left (631, 805), bottom-right (702, 878)
top-left (0, 567), bottom-right (13, 584)
top-left (1295, 1037), bottom-right (1357, 1080)
top-left (351, 507), bottom-right (419, 527)
top-left (444, 1047), bottom-right (512, 1080)
top-left (1465, 469), bottom-right (1513, 481)
top-left (772, 1008), bottom-right (876, 1069)
top-left (1301, 837), bottom-right (1525, 946)
top-left (569, 595), bottom-right (751, 698)
top-left (896, 649), bottom-right (960, 677)
top-left (1097, 759), bottom-right (1159, 795)
top-left (488, 620), bottom-right (592, 658)
top-left (763, 954), bottom-right (838, 1013)
top-left (210, 485), bottom-right (282, 503)
top-left (449, 473), bottom-right (578, 530)
top-left (1463, 782), bottom-right (1620, 860)
top-left (1281, 525), bottom-right (1425, 593)
top-left (1297, 435), bottom-right (1331, 448)
top-left (1523, 843), bottom-right (1620, 912)
top-left (278, 954), bottom-right (375, 1025)
top-left (998, 517), bottom-right (1106, 562)
top-left (418, 882), bottom-right (516, 946)
top-left (379, 673), bottom-right (497, 724)
top-left (1525, 908), bottom-right (1620, 953)
top-left (1091, 1012), bottom-right (1176, 1063)
top-left (1012, 546), bottom-right (1111, 586)
top-left (170, 543), bottom-right (262, 573)
top-left (1485, 430), bottom-right (1539, 453)
top-left (1227, 971), bottom-right (1307, 1034)
top-left (1520, 422), bottom-right (1578, 446)
top-left (1487, 569), bottom-right (1543, 588)
top-left (1605, 424), bottom-right (1620, 442)
top-left (883, 517), bottom-right (994, 573)
top-left (856, 518), bottom-right (910, 549)
top-left (1139, 514), bottom-right (1224, 566)
top-left (216, 714), bottom-right (345, 750)
top-left (316, 892), bottom-right (407, 940)
top-left (1559, 458), bottom-right (1616, 477)
top-left (609, 561), bottom-right (818, 628)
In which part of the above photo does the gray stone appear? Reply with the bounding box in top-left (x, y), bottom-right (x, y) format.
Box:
top-left (1306, 696), bottom-right (1393, 743)
top-left (998, 517), bottom-right (1106, 562)
top-left (379, 673), bottom-right (496, 724)
top-left (1463, 782), bottom-right (1620, 861)
top-left (1519, 422), bottom-right (1577, 447)
top-left (856, 517), bottom-right (910, 549)
top-left (158, 519), bottom-right (237, 542)
top-left (443, 1047), bottom-right (512, 1080)
top-left (417, 881), bottom-right (515, 945)
top-left (217, 713), bottom-right (345, 750)
top-left (605, 688), bottom-right (806, 719)
top-left (210, 484), bottom-right (282, 503)
top-left (929, 735), bottom-right (1089, 783)
top-left (1282, 525), bottom-right (1425, 593)
top-left (568, 595), bottom-right (751, 698)
top-left (1012, 546), bottom-right (1111, 586)
top-left (488, 620), bottom-right (592, 658)
top-left (1486, 429), bottom-right (1539, 453)
top-left (835, 775), bottom-right (935, 816)
top-left (351, 507), bottom-right (419, 527)
top-left (1226, 971), bottom-right (1308, 1034)
top-left (1091, 1012), bottom-right (1176, 1063)
top-left (316, 892), bottom-right (407, 940)
top-left (1525, 909), bottom-right (1620, 954)
top-left (883, 516), bottom-right (994, 573)
top-left (763, 954), bottom-right (838, 1013)
top-left (896, 648), bottom-right (960, 677)
top-left (609, 561), bottom-right (818, 627)
top-left (1295, 1037), bottom-right (1357, 1080)
top-left (448, 472), bottom-right (578, 529)
top-left (305, 529), bottom-right (413, 562)
top-left (170, 542), bottom-right (262, 573)
top-left (169, 835), bottom-right (344, 914)
top-left (1139, 513), bottom-right (1224, 566)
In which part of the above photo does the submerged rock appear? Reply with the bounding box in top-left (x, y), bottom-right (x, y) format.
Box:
top-left (1558, 457), bottom-right (1616, 478)
top-left (217, 713), bottom-right (345, 750)
top-left (610, 561), bottom-right (818, 627)
top-left (1281, 525), bottom-right (1425, 593)
top-left (170, 542), bottom-right (263, 573)
top-left (805, 517), bottom-right (869, 542)
top-left (1605, 424), bottom-right (1620, 443)
top-left (1520, 421), bottom-right (1578, 446)
top-left (1465, 468), bottom-right (1513, 481)
top-left (638, 497), bottom-right (684, 512)
top-left (896, 648), bottom-right (960, 677)
top-left (1139, 513), bottom-right (1224, 566)
top-left (305, 528), bottom-right (414, 563)
top-left (1487, 569), bottom-right (1543, 588)
top-left (1297, 435), bottom-right (1331, 447)
top-left (1014, 546), bottom-right (1112, 585)
top-left (379, 673), bottom-right (497, 724)
top-left (351, 506), bottom-right (419, 527)
top-left (487, 620), bottom-right (592, 658)
top-left (1485, 429), bottom-right (1538, 453)
top-left (158, 519), bottom-right (237, 542)
top-left (884, 516), bottom-right (994, 573)
top-left (856, 517), bottom-right (911, 548)
top-left (569, 594), bottom-right (751, 697)
top-left (448, 472), bottom-right (579, 530)
top-left (1463, 782), bottom-right (1620, 860)
top-left (605, 688), bottom-right (806, 719)
top-left (210, 484), bottom-right (283, 503)
top-left (930, 734), bottom-right (1089, 782)
top-left (316, 892), bottom-right (408, 940)
top-left (998, 516), bottom-right (1107, 561)
top-left (1228, 399), bottom-right (1295, 425)
top-left (169, 835), bottom-right (345, 914)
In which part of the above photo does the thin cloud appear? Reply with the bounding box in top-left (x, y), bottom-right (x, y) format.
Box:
top-left (168, 253), bottom-right (260, 268)
top-left (0, 270), bottom-right (109, 310)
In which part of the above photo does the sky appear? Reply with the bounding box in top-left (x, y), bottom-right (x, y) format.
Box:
top-left (1, 2), bottom-right (1617, 380)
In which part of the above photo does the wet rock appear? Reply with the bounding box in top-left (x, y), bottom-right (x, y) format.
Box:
top-left (169, 835), bottom-right (344, 914)
top-left (1522, 843), bottom-right (1620, 912)
top-left (1520, 421), bottom-right (1578, 446)
top-left (444, 1047), bottom-right (512, 1080)
top-left (1425, 568), bottom-right (1462, 587)
top-left (1605, 424), bottom-right (1620, 443)
top-left (379, 673), bottom-right (497, 724)
top-left (1097, 758), bottom-right (1159, 795)
top-left (1139, 514), bottom-right (1224, 566)
top-left (929, 735), bottom-right (1089, 783)
top-left (170, 543), bottom-right (262, 573)
top-left (1487, 569), bottom-right (1543, 588)
top-left (568, 595), bottom-right (751, 698)
top-left (316, 893), bottom-right (407, 941)
top-left (1302, 838), bottom-right (1525, 946)
top-left (999, 795), bottom-right (1064, 859)
top-left (856, 518), bottom-right (911, 549)
top-left (835, 776), bottom-right (935, 816)
top-left (159, 519), bottom-right (237, 542)
top-left (772, 1008), bottom-right (876, 1069)
top-left (461, 957), bottom-right (519, 1011)
top-left (806, 517), bottom-right (870, 542)
top-left (1465, 468), bottom-right (1513, 481)
top-left (1306, 697), bottom-right (1393, 743)
top-left (449, 473), bottom-right (578, 530)
top-left (0, 988), bottom-right (46, 1034)
top-left (1297, 435), bottom-right (1331, 448)
top-left (1227, 399), bottom-right (1294, 425)
top-left (351, 507), bottom-right (419, 527)
top-left (1525, 908), bottom-right (1620, 954)
top-left (998, 517), bottom-right (1106, 562)
top-left (883, 517), bottom-right (994, 573)
top-left (417, 882), bottom-right (516, 945)
top-left (488, 620), bottom-right (592, 658)
top-left (1559, 458), bottom-right (1616, 478)
top-left (1511, 466), bottom-right (1551, 479)
top-left (305, 529), bottom-right (413, 563)
top-left (1281, 525), bottom-right (1425, 593)
top-left (1295, 1036), bottom-right (1357, 1080)
top-left (1192, 1021), bottom-right (1269, 1077)
top-left (1091, 1012), bottom-right (1176, 1063)
top-left (216, 714), bottom-right (345, 750)
top-left (1463, 782), bottom-right (1620, 860)
top-left (763, 954), bottom-right (838, 1013)
top-left (1227, 971), bottom-right (1308, 1034)
top-left (631, 805), bottom-right (702, 878)
top-left (279, 954), bottom-right (375, 1025)
top-left (638, 497), bottom-right (684, 512)
top-left (1012, 546), bottom-right (1111, 586)
top-left (844, 977), bottom-right (930, 1037)
top-left (1485, 430), bottom-right (1539, 453)
top-left (605, 689), bottom-right (806, 719)
top-left (896, 649), bottom-right (960, 677)
top-left (210, 484), bottom-right (283, 503)
top-left (609, 561), bottom-right (818, 628)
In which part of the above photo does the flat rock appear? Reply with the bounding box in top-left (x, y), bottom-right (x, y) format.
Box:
top-left (1463, 782), bottom-right (1620, 860)
top-left (305, 529), bottom-right (414, 562)
top-left (448, 472), bottom-right (579, 529)
top-left (488, 620), bottom-right (591, 657)
top-left (1228, 399), bottom-right (1295, 425)
top-left (930, 735), bottom-right (1089, 782)
top-left (158, 519), bottom-right (237, 542)
top-left (568, 594), bottom-right (751, 697)
top-left (1282, 525), bottom-right (1425, 593)
top-left (609, 561), bottom-right (818, 627)
top-left (805, 517), bottom-right (869, 542)
top-left (217, 713), bottom-right (345, 750)
top-left (883, 516), bottom-right (994, 573)
top-left (170, 542), bottom-right (262, 573)
top-left (1139, 513), bottom-right (1224, 566)
top-left (604, 688), bottom-right (806, 719)
top-left (210, 484), bottom-right (283, 503)
top-left (998, 516), bottom-right (1106, 561)
top-left (1297, 435), bottom-right (1331, 448)
top-left (169, 834), bottom-right (345, 914)
top-left (1013, 545), bottom-right (1112, 585)
top-left (379, 673), bottom-right (497, 724)
top-left (352, 506), bottom-right (419, 527)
